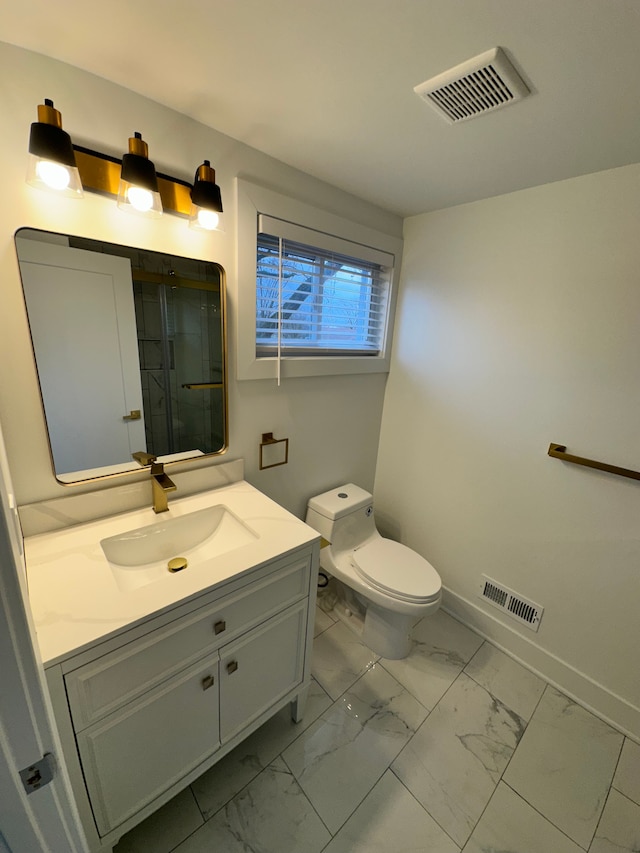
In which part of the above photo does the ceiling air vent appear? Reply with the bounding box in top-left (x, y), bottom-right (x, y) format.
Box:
top-left (479, 574), bottom-right (543, 632)
top-left (414, 47), bottom-right (530, 124)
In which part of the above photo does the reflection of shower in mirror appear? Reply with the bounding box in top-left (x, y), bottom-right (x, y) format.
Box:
top-left (14, 228), bottom-right (227, 484)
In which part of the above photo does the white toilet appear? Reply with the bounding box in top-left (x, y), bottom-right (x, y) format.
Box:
top-left (305, 483), bottom-right (441, 659)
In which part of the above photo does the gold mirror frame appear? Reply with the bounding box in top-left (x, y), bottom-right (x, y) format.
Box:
top-left (15, 228), bottom-right (228, 485)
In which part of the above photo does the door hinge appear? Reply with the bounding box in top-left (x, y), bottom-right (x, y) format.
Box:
top-left (19, 752), bottom-right (56, 794)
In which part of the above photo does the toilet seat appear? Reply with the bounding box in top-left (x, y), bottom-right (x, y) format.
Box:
top-left (351, 539), bottom-right (441, 603)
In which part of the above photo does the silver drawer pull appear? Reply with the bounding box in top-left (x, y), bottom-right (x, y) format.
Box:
top-left (226, 660), bottom-right (238, 675)
top-left (201, 675), bottom-right (215, 691)
top-left (213, 620), bottom-right (226, 635)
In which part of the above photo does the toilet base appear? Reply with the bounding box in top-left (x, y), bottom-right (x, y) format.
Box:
top-left (362, 605), bottom-right (415, 659)
top-left (329, 579), bottom-right (420, 660)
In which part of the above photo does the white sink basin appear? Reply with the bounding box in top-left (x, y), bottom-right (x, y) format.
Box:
top-left (101, 505), bottom-right (259, 591)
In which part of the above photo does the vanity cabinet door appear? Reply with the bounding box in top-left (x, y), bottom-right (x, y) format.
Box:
top-left (219, 600), bottom-right (307, 743)
top-left (76, 652), bottom-right (220, 836)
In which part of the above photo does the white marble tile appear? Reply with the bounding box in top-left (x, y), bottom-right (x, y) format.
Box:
top-left (589, 789), bottom-right (640, 853)
top-left (314, 605), bottom-right (335, 637)
top-left (462, 782), bottom-right (583, 853)
top-left (114, 787), bottom-right (203, 853)
top-left (191, 679), bottom-right (331, 819)
top-left (283, 663), bottom-right (428, 834)
top-left (311, 620), bottom-right (379, 700)
top-left (392, 672), bottom-right (525, 847)
top-left (613, 738), bottom-right (640, 806)
top-left (174, 757), bottom-right (330, 853)
top-left (464, 642), bottom-right (546, 721)
top-left (381, 609), bottom-right (484, 710)
top-left (324, 770), bottom-right (460, 853)
top-left (504, 686), bottom-right (623, 849)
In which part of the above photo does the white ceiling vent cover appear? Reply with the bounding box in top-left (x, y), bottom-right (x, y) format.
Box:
top-left (479, 574), bottom-right (543, 632)
top-left (414, 47), bottom-right (530, 123)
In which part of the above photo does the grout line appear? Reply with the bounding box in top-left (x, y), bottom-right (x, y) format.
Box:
top-left (586, 735), bottom-right (628, 848)
top-left (500, 780), bottom-right (590, 851)
top-left (279, 750), bottom-right (335, 840)
top-left (389, 766), bottom-right (462, 851)
top-left (187, 783), bottom-right (206, 825)
top-left (462, 638), bottom-right (487, 674)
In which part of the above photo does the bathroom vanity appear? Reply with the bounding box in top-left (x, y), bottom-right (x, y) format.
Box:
top-left (24, 480), bottom-right (319, 853)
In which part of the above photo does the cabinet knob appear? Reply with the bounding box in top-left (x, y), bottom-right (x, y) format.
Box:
top-left (226, 660), bottom-right (238, 675)
top-left (213, 620), bottom-right (226, 635)
top-left (201, 675), bottom-right (215, 690)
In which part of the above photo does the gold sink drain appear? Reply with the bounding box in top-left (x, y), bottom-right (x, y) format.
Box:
top-left (168, 557), bottom-right (188, 573)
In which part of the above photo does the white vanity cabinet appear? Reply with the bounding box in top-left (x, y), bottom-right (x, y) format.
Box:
top-left (43, 545), bottom-right (317, 853)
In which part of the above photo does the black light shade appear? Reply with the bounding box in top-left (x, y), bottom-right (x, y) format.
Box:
top-left (189, 160), bottom-right (224, 231)
top-left (117, 132), bottom-right (162, 216)
top-left (120, 133), bottom-right (159, 191)
top-left (26, 99), bottom-right (83, 197)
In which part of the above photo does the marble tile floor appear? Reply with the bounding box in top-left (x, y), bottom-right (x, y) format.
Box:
top-left (115, 605), bottom-right (640, 853)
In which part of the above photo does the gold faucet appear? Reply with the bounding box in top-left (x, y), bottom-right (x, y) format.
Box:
top-left (150, 462), bottom-right (177, 513)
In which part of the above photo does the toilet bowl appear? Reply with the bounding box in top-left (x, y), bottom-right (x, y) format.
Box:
top-left (306, 484), bottom-right (441, 659)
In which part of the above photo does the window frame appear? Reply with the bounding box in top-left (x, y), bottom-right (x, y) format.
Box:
top-left (236, 178), bottom-right (403, 381)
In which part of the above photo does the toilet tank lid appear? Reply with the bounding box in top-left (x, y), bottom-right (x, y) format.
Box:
top-left (307, 483), bottom-right (372, 520)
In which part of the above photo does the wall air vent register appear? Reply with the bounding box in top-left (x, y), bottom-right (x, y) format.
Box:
top-left (414, 47), bottom-right (530, 123)
top-left (479, 574), bottom-right (544, 632)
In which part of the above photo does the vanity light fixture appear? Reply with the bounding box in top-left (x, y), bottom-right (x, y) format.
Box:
top-left (25, 100), bottom-right (224, 225)
top-left (117, 132), bottom-right (163, 217)
top-left (26, 99), bottom-right (83, 198)
top-left (189, 160), bottom-right (224, 231)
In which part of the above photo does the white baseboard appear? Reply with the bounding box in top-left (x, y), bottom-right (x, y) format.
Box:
top-left (442, 586), bottom-right (640, 743)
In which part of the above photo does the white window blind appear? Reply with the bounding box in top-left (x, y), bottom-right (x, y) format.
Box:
top-left (256, 215), bottom-right (393, 360)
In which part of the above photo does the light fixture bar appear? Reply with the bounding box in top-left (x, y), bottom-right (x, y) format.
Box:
top-left (72, 146), bottom-right (193, 216)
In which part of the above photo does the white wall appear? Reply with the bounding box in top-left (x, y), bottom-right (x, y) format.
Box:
top-left (0, 42), bottom-right (402, 517)
top-left (375, 163), bottom-right (640, 737)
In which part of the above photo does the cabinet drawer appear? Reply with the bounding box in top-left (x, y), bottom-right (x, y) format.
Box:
top-left (77, 651), bottom-right (220, 836)
top-left (66, 553), bottom-right (310, 730)
top-left (219, 600), bottom-right (307, 743)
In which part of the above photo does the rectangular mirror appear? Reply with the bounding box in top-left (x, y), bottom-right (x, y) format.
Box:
top-left (15, 228), bottom-right (227, 484)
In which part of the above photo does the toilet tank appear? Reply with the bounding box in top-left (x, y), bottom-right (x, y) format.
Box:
top-left (305, 483), bottom-right (374, 544)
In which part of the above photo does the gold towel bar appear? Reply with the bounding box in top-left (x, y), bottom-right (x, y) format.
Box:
top-left (548, 443), bottom-right (640, 482)
top-left (181, 383), bottom-right (224, 390)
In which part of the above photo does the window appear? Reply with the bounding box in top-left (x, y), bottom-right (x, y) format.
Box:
top-left (236, 179), bottom-right (402, 380)
top-left (256, 224), bottom-right (390, 359)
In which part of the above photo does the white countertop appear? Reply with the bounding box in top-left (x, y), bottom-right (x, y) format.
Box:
top-left (25, 481), bottom-right (319, 667)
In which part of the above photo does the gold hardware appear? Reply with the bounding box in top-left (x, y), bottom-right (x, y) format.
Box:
top-left (168, 557), bottom-right (188, 573)
top-left (182, 383), bottom-right (224, 390)
top-left (548, 443), bottom-right (640, 482)
top-left (123, 409), bottom-right (141, 421)
top-left (132, 451), bottom-right (156, 466)
top-left (127, 133), bottom-right (148, 158)
top-left (226, 660), bottom-right (238, 675)
top-left (201, 675), bottom-right (215, 691)
top-left (213, 620), bottom-right (226, 635)
top-left (259, 432), bottom-right (289, 470)
top-left (37, 101), bottom-right (63, 129)
top-left (151, 461), bottom-right (177, 513)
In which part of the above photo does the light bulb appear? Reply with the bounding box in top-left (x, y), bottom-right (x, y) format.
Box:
top-left (36, 160), bottom-right (71, 191)
top-left (126, 186), bottom-right (154, 212)
top-left (196, 208), bottom-right (220, 230)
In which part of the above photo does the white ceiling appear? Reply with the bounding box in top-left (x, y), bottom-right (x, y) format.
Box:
top-left (4, 0), bottom-right (640, 216)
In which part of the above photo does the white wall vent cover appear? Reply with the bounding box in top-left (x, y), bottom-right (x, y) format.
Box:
top-left (479, 574), bottom-right (543, 632)
top-left (414, 47), bottom-right (530, 123)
